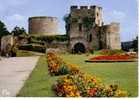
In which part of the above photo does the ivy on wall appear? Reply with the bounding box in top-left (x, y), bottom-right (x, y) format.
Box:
top-left (82, 17), bottom-right (95, 31)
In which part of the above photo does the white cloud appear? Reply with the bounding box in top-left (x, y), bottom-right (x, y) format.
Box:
top-left (0, 0), bottom-right (28, 13)
top-left (0, 0), bottom-right (29, 31)
top-left (111, 10), bottom-right (126, 20)
top-left (3, 14), bottom-right (27, 31)
top-left (103, 10), bottom-right (126, 24)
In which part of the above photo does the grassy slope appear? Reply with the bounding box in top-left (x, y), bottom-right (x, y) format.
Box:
top-left (17, 54), bottom-right (138, 97)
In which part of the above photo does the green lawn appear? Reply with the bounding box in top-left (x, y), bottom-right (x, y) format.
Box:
top-left (60, 54), bottom-right (138, 97)
top-left (16, 50), bottom-right (45, 57)
top-left (17, 56), bottom-right (58, 97)
top-left (17, 54), bottom-right (138, 97)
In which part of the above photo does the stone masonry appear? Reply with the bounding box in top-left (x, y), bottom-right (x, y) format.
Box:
top-left (27, 5), bottom-right (121, 53)
top-left (65, 5), bottom-right (121, 53)
top-left (29, 16), bottom-right (58, 36)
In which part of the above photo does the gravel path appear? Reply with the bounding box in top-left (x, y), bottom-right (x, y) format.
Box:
top-left (0, 56), bottom-right (39, 97)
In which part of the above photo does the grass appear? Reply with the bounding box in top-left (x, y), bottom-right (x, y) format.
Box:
top-left (16, 50), bottom-right (45, 57)
top-left (60, 54), bottom-right (138, 97)
top-left (17, 56), bottom-right (59, 97)
top-left (17, 53), bottom-right (138, 97)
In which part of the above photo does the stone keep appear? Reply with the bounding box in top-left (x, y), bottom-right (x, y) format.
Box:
top-left (66, 5), bottom-right (121, 53)
top-left (29, 16), bottom-right (58, 36)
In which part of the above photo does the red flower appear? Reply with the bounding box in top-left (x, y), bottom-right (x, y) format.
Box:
top-left (89, 55), bottom-right (130, 61)
top-left (88, 88), bottom-right (97, 96)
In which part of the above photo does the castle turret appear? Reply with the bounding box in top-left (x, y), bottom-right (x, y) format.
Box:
top-left (29, 16), bottom-right (58, 36)
top-left (105, 22), bottom-right (121, 49)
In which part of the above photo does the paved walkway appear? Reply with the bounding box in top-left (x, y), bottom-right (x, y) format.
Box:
top-left (0, 56), bottom-right (39, 97)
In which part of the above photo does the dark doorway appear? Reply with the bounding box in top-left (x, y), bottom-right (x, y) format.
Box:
top-left (73, 43), bottom-right (85, 53)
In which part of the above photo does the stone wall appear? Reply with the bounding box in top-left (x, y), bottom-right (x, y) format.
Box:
top-left (29, 16), bottom-right (58, 36)
top-left (1, 35), bottom-right (14, 54)
top-left (46, 41), bottom-right (68, 53)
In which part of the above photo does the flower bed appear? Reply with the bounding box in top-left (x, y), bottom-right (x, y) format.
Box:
top-left (47, 52), bottom-right (129, 97)
top-left (90, 55), bottom-right (130, 60)
top-left (53, 73), bottom-right (128, 97)
top-left (87, 54), bottom-right (136, 62)
top-left (47, 52), bottom-right (80, 75)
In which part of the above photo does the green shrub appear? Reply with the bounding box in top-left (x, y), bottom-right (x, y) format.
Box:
top-left (30, 35), bottom-right (68, 44)
top-left (99, 49), bottom-right (125, 55)
top-left (58, 64), bottom-right (70, 75)
top-left (19, 44), bottom-right (46, 53)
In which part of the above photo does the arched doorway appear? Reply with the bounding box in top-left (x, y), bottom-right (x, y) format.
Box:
top-left (73, 43), bottom-right (86, 53)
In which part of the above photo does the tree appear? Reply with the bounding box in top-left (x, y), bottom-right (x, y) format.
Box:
top-left (132, 36), bottom-right (138, 52)
top-left (11, 26), bottom-right (27, 36)
top-left (63, 14), bottom-right (70, 24)
top-left (0, 20), bottom-right (9, 38)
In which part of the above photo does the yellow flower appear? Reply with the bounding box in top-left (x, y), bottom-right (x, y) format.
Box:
top-left (63, 85), bottom-right (67, 89)
top-left (115, 90), bottom-right (128, 97)
top-left (64, 79), bottom-right (70, 83)
top-left (75, 92), bottom-right (80, 97)
top-left (69, 92), bottom-right (75, 97)
top-left (66, 85), bottom-right (73, 92)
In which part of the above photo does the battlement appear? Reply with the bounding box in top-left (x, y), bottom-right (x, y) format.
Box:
top-left (70, 5), bottom-right (102, 11)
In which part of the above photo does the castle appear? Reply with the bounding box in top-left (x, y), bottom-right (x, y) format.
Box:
top-left (29, 5), bottom-right (121, 53)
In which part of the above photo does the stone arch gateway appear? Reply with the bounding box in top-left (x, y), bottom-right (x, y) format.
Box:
top-left (73, 42), bottom-right (86, 53)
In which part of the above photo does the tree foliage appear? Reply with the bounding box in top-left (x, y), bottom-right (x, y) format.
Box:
top-left (83, 17), bottom-right (95, 31)
top-left (63, 14), bottom-right (70, 23)
top-left (11, 26), bottom-right (27, 36)
top-left (132, 36), bottom-right (138, 52)
top-left (0, 20), bottom-right (9, 38)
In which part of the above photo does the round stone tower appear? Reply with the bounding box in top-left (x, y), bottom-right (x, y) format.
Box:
top-left (104, 22), bottom-right (121, 49)
top-left (29, 16), bottom-right (58, 36)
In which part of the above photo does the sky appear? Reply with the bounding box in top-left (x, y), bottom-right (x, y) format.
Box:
top-left (0, 0), bottom-right (138, 42)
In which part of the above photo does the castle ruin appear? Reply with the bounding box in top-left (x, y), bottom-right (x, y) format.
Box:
top-left (66, 5), bottom-right (121, 53)
top-left (28, 5), bottom-right (121, 53)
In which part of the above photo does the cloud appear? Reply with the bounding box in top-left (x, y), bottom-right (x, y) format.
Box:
top-left (111, 10), bottom-right (126, 20)
top-left (103, 10), bottom-right (126, 24)
top-left (0, 0), bottom-right (29, 31)
top-left (3, 14), bottom-right (27, 31)
top-left (0, 0), bottom-right (28, 13)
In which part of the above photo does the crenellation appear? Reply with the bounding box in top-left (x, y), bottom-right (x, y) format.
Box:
top-left (90, 5), bottom-right (97, 9)
top-left (80, 6), bottom-right (88, 9)
top-left (70, 5), bottom-right (78, 11)
top-left (71, 5), bottom-right (103, 10)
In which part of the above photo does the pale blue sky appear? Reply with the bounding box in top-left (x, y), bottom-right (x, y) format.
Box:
top-left (0, 0), bottom-right (138, 42)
